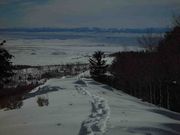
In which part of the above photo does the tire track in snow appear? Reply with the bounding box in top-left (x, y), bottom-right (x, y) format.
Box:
top-left (75, 79), bottom-right (110, 135)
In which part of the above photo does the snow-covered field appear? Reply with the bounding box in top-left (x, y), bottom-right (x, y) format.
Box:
top-left (4, 39), bottom-right (141, 65)
top-left (0, 74), bottom-right (180, 135)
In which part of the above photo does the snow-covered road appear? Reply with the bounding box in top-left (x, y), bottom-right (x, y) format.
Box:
top-left (0, 76), bottom-right (180, 135)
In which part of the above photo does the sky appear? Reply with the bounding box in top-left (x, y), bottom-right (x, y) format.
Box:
top-left (0, 0), bottom-right (180, 28)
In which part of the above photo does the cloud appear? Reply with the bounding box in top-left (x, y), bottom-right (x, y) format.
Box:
top-left (0, 0), bottom-right (49, 5)
top-left (0, 0), bottom-right (180, 28)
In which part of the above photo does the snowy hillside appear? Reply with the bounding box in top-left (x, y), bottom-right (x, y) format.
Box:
top-left (0, 75), bottom-right (180, 135)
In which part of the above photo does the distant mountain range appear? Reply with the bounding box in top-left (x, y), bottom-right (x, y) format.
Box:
top-left (0, 27), bottom-right (170, 33)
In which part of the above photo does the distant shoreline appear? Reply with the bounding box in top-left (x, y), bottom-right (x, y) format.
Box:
top-left (0, 27), bottom-right (170, 34)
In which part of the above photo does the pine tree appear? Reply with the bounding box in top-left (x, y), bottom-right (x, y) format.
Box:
top-left (89, 51), bottom-right (108, 79)
top-left (0, 40), bottom-right (14, 88)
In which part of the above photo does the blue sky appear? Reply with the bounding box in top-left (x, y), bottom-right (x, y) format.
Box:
top-left (0, 0), bottom-right (180, 28)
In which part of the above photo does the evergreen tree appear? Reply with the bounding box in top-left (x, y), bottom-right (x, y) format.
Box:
top-left (89, 51), bottom-right (108, 79)
top-left (0, 40), bottom-right (14, 88)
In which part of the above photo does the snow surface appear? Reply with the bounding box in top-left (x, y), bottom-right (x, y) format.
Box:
top-left (4, 39), bottom-right (142, 65)
top-left (0, 74), bottom-right (180, 135)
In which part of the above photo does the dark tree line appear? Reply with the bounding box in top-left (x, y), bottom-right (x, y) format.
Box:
top-left (0, 40), bottom-right (14, 88)
top-left (109, 24), bottom-right (180, 112)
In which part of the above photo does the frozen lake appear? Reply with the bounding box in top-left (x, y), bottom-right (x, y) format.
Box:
top-left (1, 31), bottom-right (143, 65)
top-left (5, 39), bottom-right (142, 65)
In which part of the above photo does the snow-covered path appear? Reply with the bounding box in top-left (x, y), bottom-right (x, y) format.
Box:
top-left (75, 80), bottom-right (110, 135)
top-left (0, 76), bottom-right (180, 135)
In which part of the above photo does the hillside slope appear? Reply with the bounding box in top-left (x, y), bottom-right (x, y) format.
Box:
top-left (0, 75), bottom-right (180, 135)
